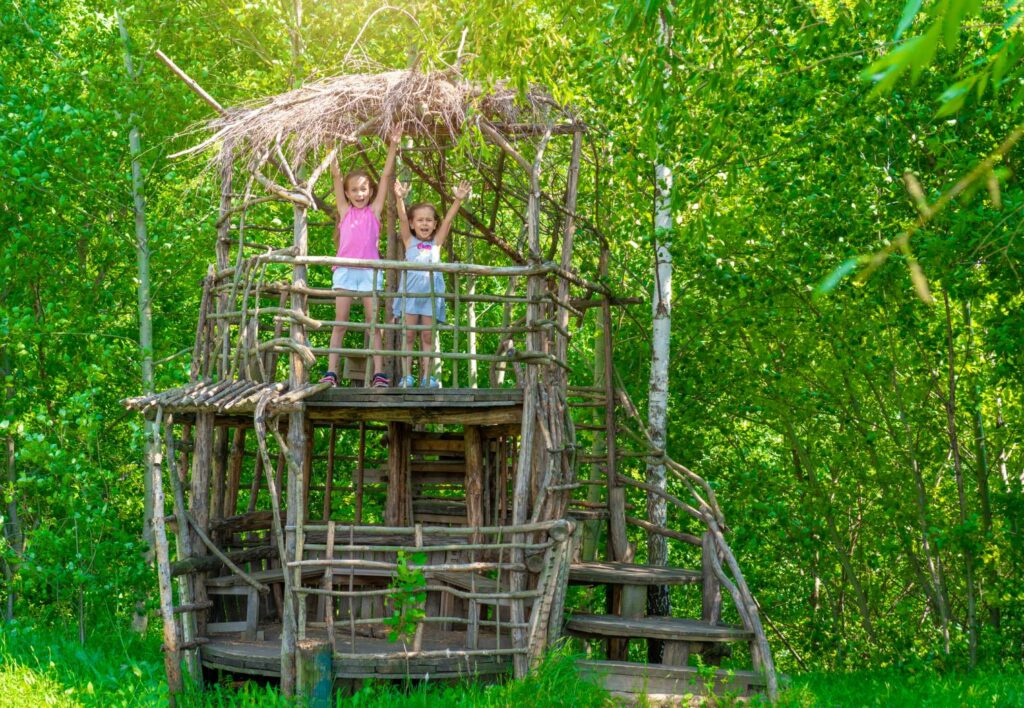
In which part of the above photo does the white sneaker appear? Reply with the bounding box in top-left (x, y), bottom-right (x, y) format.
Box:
top-left (398, 374), bottom-right (416, 388)
top-left (421, 376), bottom-right (442, 389)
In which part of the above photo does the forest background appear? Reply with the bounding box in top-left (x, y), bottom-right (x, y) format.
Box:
top-left (1, 0), bottom-right (1023, 703)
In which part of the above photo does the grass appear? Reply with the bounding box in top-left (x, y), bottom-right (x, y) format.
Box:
top-left (777, 669), bottom-right (1024, 707)
top-left (3, 621), bottom-right (1023, 707)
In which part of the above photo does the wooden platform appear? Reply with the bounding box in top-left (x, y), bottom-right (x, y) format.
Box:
top-left (565, 614), bottom-right (754, 643)
top-left (202, 624), bottom-right (514, 679)
top-left (306, 387), bottom-right (524, 425)
top-left (568, 561), bottom-right (702, 586)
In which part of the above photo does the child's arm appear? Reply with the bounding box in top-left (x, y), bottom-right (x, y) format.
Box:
top-left (330, 154), bottom-right (349, 248)
top-left (433, 181), bottom-right (471, 249)
top-left (393, 180), bottom-right (413, 248)
top-left (372, 126), bottom-right (402, 216)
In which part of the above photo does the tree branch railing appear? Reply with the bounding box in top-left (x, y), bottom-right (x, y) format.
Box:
top-left (194, 251), bottom-right (600, 388)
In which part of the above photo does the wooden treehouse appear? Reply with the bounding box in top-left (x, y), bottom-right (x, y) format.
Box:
top-left (126, 66), bottom-right (778, 703)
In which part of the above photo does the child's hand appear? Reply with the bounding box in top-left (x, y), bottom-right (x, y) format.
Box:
top-left (394, 180), bottom-right (410, 200)
top-left (388, 124), bottom-right (403, 144)
top-left (454, 181), bottom-right (472, 201)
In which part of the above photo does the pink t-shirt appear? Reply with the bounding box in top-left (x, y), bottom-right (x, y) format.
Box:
top-left (333, 206), bottom-right (381, 269)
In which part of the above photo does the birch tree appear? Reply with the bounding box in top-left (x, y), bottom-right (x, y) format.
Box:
top-left (645, 4), bottom-right (674, 660)
top-left (117, 10), bottom-right (156, 633)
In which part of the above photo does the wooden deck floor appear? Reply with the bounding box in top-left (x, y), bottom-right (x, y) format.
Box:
top-left (202, 623), bottom-right (515, 679)
top-left (306, 387), bottom-right (524, 425)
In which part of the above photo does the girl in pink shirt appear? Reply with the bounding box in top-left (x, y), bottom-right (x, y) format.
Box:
top-left (320, 128), bottom-right (400, 387)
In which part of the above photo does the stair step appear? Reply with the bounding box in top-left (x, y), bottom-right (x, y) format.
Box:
top-left (569, 561), bottom-right (701, 586)
top-left (575, 659), bottom-right (766, 698)
top-left (566, 614), bottom-right (753, 643)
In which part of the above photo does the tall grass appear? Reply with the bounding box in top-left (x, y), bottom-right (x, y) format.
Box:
top-left (4, 622), bottom-right (1023, 707)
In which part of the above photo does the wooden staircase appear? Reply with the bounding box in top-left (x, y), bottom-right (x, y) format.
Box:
top-left (561, 384), bottom-right (778, 701)
top-left (562, 553), bottom-right (769, 700)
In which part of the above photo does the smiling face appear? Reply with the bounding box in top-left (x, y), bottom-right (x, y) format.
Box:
top-left (344, 174), bottom-right (373, 207)
top-left (409, 205), bottom-right (438, 241)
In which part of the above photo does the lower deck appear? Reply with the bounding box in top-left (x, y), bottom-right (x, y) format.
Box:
top-left (202, 623), bottom-right (515, 679)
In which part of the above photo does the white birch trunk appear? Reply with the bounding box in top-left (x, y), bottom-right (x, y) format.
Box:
top-left (118, 12), bottom-right (156, 635)
top-left (646, 7), bottom-right (674, 661)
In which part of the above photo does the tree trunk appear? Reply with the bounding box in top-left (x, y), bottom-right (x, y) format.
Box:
top-left (785, 423), bottom-right (877, 644)
top-left (117, 10), bottom-right (156, 635)
top-left (943, 291), bottom-right (978, 667)
top-left (962, 301), bottom-right (998, 628)
top-left (646, 6), bottom-right (674, 665)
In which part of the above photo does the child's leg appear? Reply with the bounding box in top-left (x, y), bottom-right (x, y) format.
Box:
top-left (327, 295), bottom-right (353, 375)
top-left (419, 315), bottom-right (435, 382)
top-left (402, 314), bottom-right (419, 379)
top-left (361, 295), bottom-right (385, 375)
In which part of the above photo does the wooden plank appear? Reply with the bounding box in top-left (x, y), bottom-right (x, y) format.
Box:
top-left (307, 407), bottom-right (522, 426)
top-left (575, 659), bottom-right (765, 696)
top-left (314, 388), bottom-right (524, 403)
top-left (569, 561), bottom-right (702, 586)
top-left (411, 437), bottom-right (466, 454)
top-left (566, 615), bottom-right (753, 643)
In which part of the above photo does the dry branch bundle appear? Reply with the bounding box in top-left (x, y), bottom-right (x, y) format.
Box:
top-left (199, 70), bottom-right (567, 168)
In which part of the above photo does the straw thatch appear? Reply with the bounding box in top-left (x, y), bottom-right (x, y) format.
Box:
top-left (200, 70), bottom-right (568, 168)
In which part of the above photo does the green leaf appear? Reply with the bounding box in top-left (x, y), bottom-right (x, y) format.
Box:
top-left (814, 257), bottom-right (860, 298)
top-left (895, 0), bottom-right (923, 39)
top-left (935, 76), bottom-right (975, 116)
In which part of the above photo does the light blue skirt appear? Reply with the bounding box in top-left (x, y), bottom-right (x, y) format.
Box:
top-left (332, 266), bottom-right (384, 293)
top-left (393, 272), bottom-right (446, 322)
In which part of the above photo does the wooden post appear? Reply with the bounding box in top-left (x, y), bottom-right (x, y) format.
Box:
top-left (702, 531), bottom-right (723, 625)
top-left (602, 292), bottom-right (627, 561)
top-left (165, 419), bottom-right (200, 684)
top-left (464, 426), bottom-right (484, 540)
top-left (296, 638), bottom-right (333, 708)
top-left (700, 530), bottom-right (725, 666)
top-left (211, 427), bottom-right (228, 524)
top-left (323, 425), bottom-right (336, 521)
top-left (302, 418), bottom-right (314, 518)
top-left (509, 131), bottom-right (550, 679)
top-left (214, 148), bottom-right (233, 380)
top-left (282, 163), bottom-right (311, 696)
top-left (149, 410), bottom-right (183, 704)
top-left (386, 423), bottom-right (410, 525)
top-left (224, 427), bottom-right (246, 519)
top-left (189, 413), bottom-right (214, 638)
top-left (355, 423), bottom-right (366, 524)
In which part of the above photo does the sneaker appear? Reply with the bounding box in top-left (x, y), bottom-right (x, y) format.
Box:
top-left (421, 376), bottom-right (442, 389)
top-left (319, 371), bottom-right (338, 387)
top-left (371, 372), bottom-right (391, 388)
top-left (398, 374), bottom-right (416, 388)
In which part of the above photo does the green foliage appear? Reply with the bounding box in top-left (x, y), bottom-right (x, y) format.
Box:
top-left (383, 551), bottom-right (427, 644)
top-left (777, 668), bottom-right (1024, 706)
top-left (1, 0), bottom-right (1023, 692)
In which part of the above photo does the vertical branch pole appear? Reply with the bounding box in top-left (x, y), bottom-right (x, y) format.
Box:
top-left (282, 155), bottom-right (310, 694)
top-left (509, 128), bottom-right (549, 678)
top-left (190, 414), bottom-right (214, 639)
top-left (117, 13), bottom-right (157, 569)
top-left (149, 409), bottom-right (183, 703)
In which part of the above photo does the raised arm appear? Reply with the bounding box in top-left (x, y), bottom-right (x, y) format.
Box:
top-left (372, 127), bottom-right (402, 216)
top-left (434, 181), bottom-right (471, 249)
top-left (393, 180), bottom-right (413, 247)
top-left (329, 155), bottom-right (348, 247)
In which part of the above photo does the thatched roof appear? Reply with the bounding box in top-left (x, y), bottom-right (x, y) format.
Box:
top-left (200, 70), bottom-right (572, 166)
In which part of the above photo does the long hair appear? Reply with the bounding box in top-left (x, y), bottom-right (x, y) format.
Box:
top-left (343, 168), bottom-right (377, 198)
top-left (408, 202), bottom-right (440, 238)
